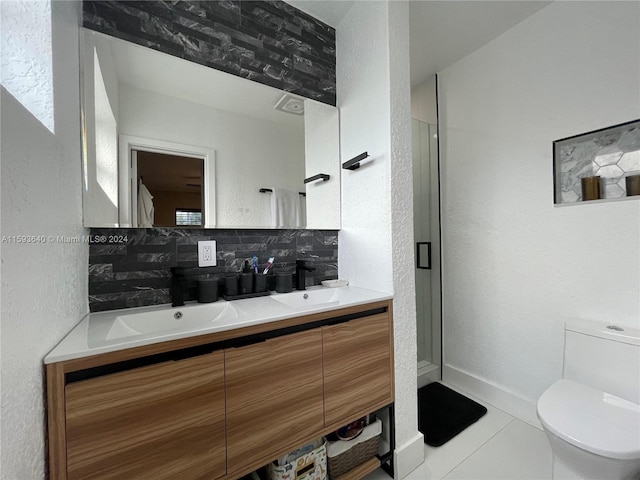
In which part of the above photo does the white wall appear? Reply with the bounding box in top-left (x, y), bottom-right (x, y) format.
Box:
top-left (118, 85), bottom-right (305, 228)
top-left (438, 1), bottom-right (640, 424)
top-left (0, 1), bottom-right (88, 478)
top-left (81, 30), bottom-right (120, 227)
top-left (337, 1), bottom-right (423, 477)
top-left (411, 75), bottom-right (437, 125)
top-left (304, 99), bottom-right (341, 229)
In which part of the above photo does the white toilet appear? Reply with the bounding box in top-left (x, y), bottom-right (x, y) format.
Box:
top-left (537, 319), bottom-right (640, 479)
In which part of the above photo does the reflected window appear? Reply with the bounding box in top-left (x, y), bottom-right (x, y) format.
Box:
top-left (175, 209), bottom-right (202, 226)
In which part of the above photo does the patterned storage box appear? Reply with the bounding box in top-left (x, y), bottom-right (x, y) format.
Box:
top-left (270, 439), bottom-right (327, 480)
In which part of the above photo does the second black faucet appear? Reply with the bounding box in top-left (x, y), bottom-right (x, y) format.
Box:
top-left (295, 260), bottom-right (315, 291)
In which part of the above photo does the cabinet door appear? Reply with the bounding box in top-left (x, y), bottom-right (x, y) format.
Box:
top-left (323, 313), bottom-right (394, 427)
top-left (65, 352), bottom-right (226, 480)
top-left (225, 329), bottom-right (324, 475)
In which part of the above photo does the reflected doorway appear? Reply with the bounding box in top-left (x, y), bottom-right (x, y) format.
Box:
top-left (134, 151), bottom-right (204, 227)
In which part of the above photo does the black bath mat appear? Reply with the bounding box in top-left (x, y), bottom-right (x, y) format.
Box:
top-left (418, 382), bottom-right (487, 447)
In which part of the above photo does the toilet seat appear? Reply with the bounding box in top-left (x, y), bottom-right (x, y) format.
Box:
top-left (537, 379), bottom-right (640, 460)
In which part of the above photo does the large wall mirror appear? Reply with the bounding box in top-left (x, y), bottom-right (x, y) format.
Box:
top-left (80, 28), bottom-right (340, 230)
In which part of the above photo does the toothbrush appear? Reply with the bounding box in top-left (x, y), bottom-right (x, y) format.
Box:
top-left (263, 257), bottom-right (275, 274)
top-left (252, 255), bottom-right (259, 274)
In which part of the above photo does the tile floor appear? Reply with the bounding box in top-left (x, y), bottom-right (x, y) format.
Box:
top-left (365, 384), bottom-right (553, 480)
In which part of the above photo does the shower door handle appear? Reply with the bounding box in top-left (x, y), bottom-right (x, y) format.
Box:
top-left (416, 242), bottom-right (431, 269)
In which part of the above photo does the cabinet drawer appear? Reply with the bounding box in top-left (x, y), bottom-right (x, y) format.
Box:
top-left (65, 352), bottom-right (226, 480)
top-left (323, 313), bottom-right (393, 427)
top-left (225, 328), bottom-right (324, 475)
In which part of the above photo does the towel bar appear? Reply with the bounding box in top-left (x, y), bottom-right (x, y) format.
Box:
top-left (259, 188), bottom-right (306, 196)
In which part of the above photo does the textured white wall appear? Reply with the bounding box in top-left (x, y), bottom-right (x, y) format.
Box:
top-left (0, 1), bottom-right (88, 479)
top-left (439, 1), bottom-right (640, 410)
top-left (337, 1), bottom-right (422, 477)
top-left (0, 0), bottom-right (54, 133)
top-left (118, 85), bottom-right (305, 228)
top-left (388, 3), bottom-right (424, 476)
top-left (337, 1), bottom-right (393, 293)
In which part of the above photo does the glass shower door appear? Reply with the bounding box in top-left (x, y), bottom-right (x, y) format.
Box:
top-left (412, 119), bottom-right (441, 387)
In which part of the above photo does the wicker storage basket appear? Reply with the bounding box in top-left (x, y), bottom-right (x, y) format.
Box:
top-left (326, 420), bottom-right (381, 479)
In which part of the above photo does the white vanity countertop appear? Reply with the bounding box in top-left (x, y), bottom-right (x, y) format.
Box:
top-left (45, 286), bottom-right (393, 364)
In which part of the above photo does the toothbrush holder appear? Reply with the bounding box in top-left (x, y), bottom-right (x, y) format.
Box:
top-left (224, 274), bottom-right (239, 297)
top-left (275, 272), bottom-right (293, 293)
top-left (239, 273), bottom-right (254, 295)
top-left (254, 273), bottom-right (268, 293)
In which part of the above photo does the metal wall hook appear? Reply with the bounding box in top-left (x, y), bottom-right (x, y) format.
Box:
top-left (303, 174), bottom-right (330, 184)
top-left (342, 152), bottom-right (370, 170)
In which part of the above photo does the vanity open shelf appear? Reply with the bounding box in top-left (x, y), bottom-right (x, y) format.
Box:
top-left (46, 295), bottom-right (395, 480)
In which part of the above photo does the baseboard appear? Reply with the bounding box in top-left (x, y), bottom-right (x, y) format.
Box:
top-left (393, 431), bottom-right (425, 479)
top-left (442, 365), bottom-right (542, 429)
top-left (417, 362), bottom-right (440, 389)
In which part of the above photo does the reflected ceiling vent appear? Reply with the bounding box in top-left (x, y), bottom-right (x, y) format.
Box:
top-left (274, 93), bottom-right (304, 115)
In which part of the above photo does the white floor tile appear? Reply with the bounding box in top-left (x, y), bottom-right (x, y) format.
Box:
top-left (443, 419), bottom-right (552, 480)
top-left (365, 384), bottom-right (553, 480)
top-left (364, 467), bottom-right (396, 480)
top-left (414, 391), bottom-right (514, 480)
top-left (364, 388), bottom-right (514, 480)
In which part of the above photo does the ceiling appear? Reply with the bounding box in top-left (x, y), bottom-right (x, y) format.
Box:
top-left (137, 151), bottom-right (203, 193)
top-left (288, 0), bottom-right (551, 86)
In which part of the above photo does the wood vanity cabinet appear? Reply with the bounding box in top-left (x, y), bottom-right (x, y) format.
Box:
top-left (225, 329), bottom-right (324, 476)
top-left (47, 300), bottom-right (394, 480)
top-left (64, 352), bottom-right (226, 480)
top-left (323, 313), bottom-right (394, 428)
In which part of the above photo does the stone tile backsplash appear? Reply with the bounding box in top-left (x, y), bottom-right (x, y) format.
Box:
top-left (83, 0), bottom-right (336, 106)
top-left (89, 228), bottom-right (338, 312)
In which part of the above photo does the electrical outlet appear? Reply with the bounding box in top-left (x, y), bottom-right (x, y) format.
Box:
top-left (198, 240), bottom-right (217, 267)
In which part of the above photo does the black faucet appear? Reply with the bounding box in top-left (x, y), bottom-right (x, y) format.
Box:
top-left (295, 260), bottom-right (315, 290)
top-left (170, 267), bottom-right (187, 307)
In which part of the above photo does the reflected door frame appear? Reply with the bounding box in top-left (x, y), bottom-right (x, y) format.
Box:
top-left (118, 135), bottom-right (215, 227)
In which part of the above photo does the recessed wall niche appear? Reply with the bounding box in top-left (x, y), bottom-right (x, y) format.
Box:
top-left (553, 119), bottom-right (640, 204)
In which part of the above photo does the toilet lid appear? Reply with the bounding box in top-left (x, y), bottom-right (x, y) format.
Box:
top-left (537, 379), bottom-right (640, 460)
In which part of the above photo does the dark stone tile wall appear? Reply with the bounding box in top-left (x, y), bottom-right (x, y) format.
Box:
top-left (83, 0), bottom-right (336, 105)
top-left (89, 228), bottom-right (338, 312)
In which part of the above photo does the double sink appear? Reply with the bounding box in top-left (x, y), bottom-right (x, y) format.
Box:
top-left (106, 288), bottom-right (342, 341)
top-left (37, 285), bottom-right (393, 364)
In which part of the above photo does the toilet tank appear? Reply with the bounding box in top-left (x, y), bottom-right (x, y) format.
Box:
top-left (563, 319), bottom-right (640, 404)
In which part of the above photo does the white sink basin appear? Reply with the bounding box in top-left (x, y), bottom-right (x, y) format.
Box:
top-left (46, 286), bottom-right (393, 364)
top-left (271, 289), bottom-right (341, 309)
top-left (106, 302), bottom-right (239, 340)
